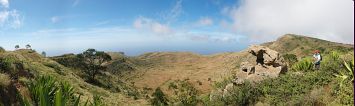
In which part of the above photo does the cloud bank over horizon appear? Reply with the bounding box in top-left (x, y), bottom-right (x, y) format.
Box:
top-left (223, 0), bottom-right (354, 44)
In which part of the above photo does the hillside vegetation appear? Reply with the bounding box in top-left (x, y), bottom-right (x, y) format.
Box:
top-left (0, 49), bottom-right (147, 105)
top-left (0, 34), bottom-right (353, 105)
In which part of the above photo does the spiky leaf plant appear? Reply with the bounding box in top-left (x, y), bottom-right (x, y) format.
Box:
top-left (292, 57), bottom-right (313, 71)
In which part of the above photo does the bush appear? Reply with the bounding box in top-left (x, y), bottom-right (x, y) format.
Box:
top-left (150, 87), bottom-right (169, 106)
top-left (213, 76), bottom-right (233, 89)
top-left (43, 62), bottom-right (64, 75)
top-left (329, 51), bottom-right (340, 61)
top-left (50, 54), bottom-right (86, 69)
top-left (292, 57), bottom-right (313, 71)
top-left (0, 73), bottom-right (11, 87)
top-left (283, 53), bottom-right (298, 67)
top-left (223, 82), bottom-right (261, 106)
top-left (169, 80), bottom-right (199, 106)
top-left (257, 70), bottom-right (332, 105)
top-left (0, 56), bottom-right (28, 78)
top-left (91, 95), bottom-right (104, 106)
top-left (213, 68), bottom-right (334, 105)
top-left (24, 76), bottom-right (80, 106)
top-left (332, 58), bottom-right (354, 105)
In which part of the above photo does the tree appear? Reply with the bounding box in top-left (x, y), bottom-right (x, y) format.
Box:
top-left (25, 44), bottom-right (31, 49)
top-left (15, 45), bottom-right (20, 50)
top-left (41, 51), bottom-right (46, 57)
top-left (78, 49), bottom-right (111, 81)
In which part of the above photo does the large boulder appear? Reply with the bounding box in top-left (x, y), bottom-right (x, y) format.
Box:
top-left (236, 45), bottom-right (287, 82)
top-left (212, 45), bottom-right (287, 101)
top-left (227, 45), bottom-right (287, 87)
top-left (247, 45), bottom-right (285, 67)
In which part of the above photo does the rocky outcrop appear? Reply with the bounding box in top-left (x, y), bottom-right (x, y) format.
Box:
top-left (219, 45), bottom-right (287, 97)
top-left (235, 45), bottom-right (287, 83)
top-left (248, 45), bottom-right (286, 67)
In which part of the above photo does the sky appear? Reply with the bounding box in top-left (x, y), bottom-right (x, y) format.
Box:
top-left (0, 0), bottom-right (353, 56)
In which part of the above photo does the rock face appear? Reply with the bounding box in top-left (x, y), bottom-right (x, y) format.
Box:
top-left (236, 45), bottom-right (287, 82)
top-left (219, 45), bottom-right (287, 98)
top-left (248, 45), bottom-right (285, 67)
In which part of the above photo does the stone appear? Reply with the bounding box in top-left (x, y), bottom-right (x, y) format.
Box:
top-left (247, 45), bottom-right (286, 67)
top-left (220, 45), bottom-right (287, 99)
top-left (244, 45), bottom-right (287, 79)
top-left (240, 62), bottom-right (255, 75)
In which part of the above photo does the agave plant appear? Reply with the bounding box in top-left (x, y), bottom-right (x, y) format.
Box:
top-left (83, 95), bottom-right (104, 106)
top-left (292, 57), bottom-right (313, 71)
top-left (329, 51), bottom-right (340, 61)
top-left (334, 59), bottom-right (354, 88)
top-left (27, 76), bottom-right (57, 106)
top-left (23, 76), bottom-right (81, 106)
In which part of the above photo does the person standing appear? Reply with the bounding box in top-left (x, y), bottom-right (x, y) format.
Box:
top-left (313, 50), bottom-right (322, 70)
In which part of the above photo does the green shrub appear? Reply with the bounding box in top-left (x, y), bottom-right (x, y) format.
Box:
top-left (332, 80), bottom-right (354, 105)
top-left (213, 76), bottom-right (233, 89)
top-left (92, 95), bottom-right (104, 106)
top-left (0, 56), bottom-right (27, 78)
top-left (332, 58), bottom-right (354, 105)
top-left (82, 95), bottom-right (104, 106)
top-left (43, 62), bottom-right (64, 75)
top-left (334, 59), bottom-right (354, 88)
top-left (283, 53), bottom-right (298, 67)
top-left (150, 87), bottom-right (169, 106)
top-left (24, 76), bottom-right (80, 106)
top-left (0, 73), bottom-right (10, 87)
top-left (213, 69), bottom-right (333, 105)
top-left (50, 54), bottom-right (86, 69)
top-left (258, 71), bottom-right (332, 105)
top-left (223, 82), bottom-right (261, 106)
top-left (329, 51), bottom-right (340, 61)
top-left (292, 57), bottom-right (313, 71)
top-left (169, 80), bottom-right (199, 106)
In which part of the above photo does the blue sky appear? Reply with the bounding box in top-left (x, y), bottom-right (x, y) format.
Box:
top-left (0, 0), bottom-right (353, 56)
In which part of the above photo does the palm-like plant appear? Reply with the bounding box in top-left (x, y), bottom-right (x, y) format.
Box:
top-left (292, 57), bottom-right (313, 71)
top-left (334, 59), bottom-right (354, 88)
top-left (329, 51), bottom-right (340, 61)
top-left (23, 76), bottom-right (81, 106)
top-left (27, 76), bottom-right (57, 106)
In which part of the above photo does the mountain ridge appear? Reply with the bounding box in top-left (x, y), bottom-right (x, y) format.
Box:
top-left (110, 34), bottom-right (353, 95)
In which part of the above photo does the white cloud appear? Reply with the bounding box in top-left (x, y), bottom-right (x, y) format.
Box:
top-left (151, 22), bottom-right (172, 35)
top-left (51, 16), bottom-right (60, 23)
top-left (0, 0), bottom-right (23, 29)
top-left (224, 0), bottom-right (354, 44)
top-left (133, 17), bottom-right (147, 29)
top-left (0, 0), bottom-right (8, 8)
top-left (0, 10), bottom-right (22, 29)
top-left (133, 17), bottom-right (173, 35)
top-left (133, 0), bottom-right (184, 36)
top-left (197, 17), bottom-right (213, 26)
top-left (163, 0), bottom-right (183, 24)
top-left (0, 11), bottom-right (9, 23)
